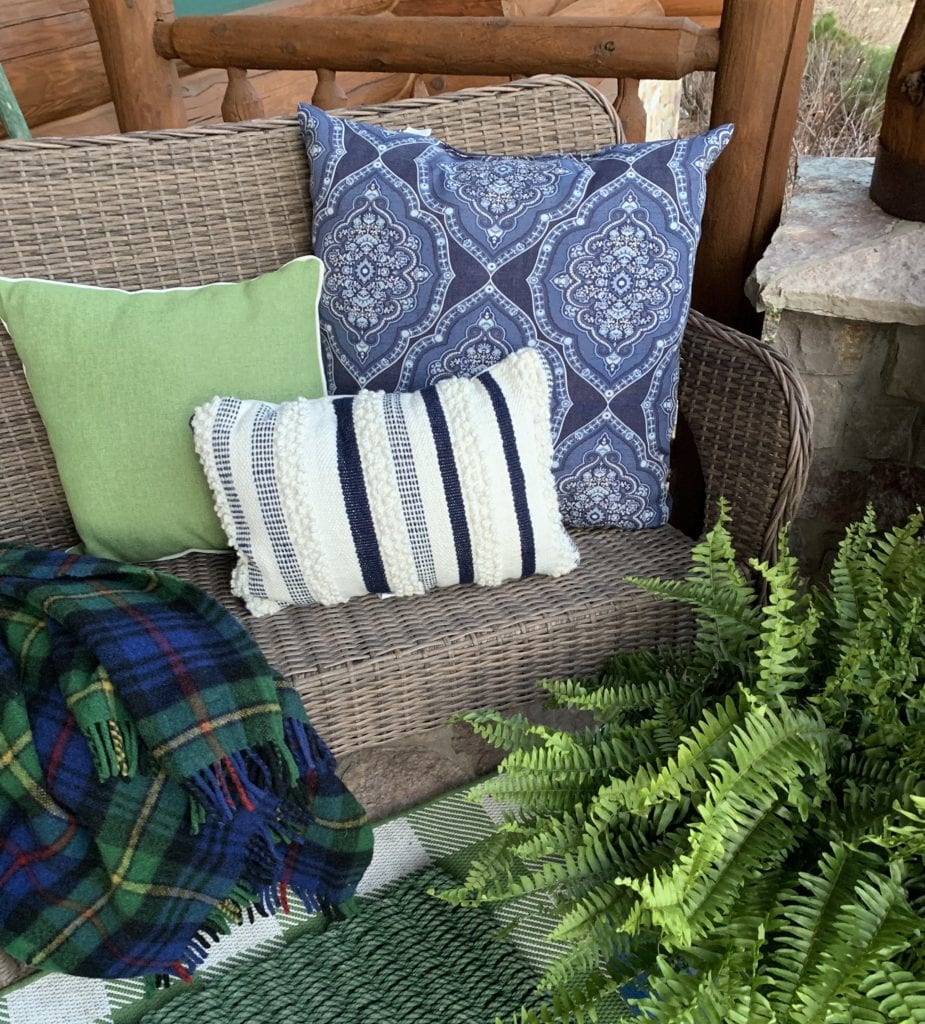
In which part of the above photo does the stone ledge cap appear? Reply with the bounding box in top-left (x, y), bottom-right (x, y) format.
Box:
top-left (748, 156), bottom-right (925, 326)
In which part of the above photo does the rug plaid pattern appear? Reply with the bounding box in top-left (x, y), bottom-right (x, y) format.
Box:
top-left (0, 788), bottom-right (636, 1024)
top-left (0, 544), bottom-right (372, 980)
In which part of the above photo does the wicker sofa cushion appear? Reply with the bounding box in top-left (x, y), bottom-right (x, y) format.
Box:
top-left (0, 258), bottom-right (326, 563)
top-left (192, 349), bottom-right (579, 615)
top-left (298, 104), bottom-right (732, 531)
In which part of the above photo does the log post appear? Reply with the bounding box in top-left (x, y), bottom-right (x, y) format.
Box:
top-left (691, 0), bottom-right (813, 334)
top-left (312, 69), bottom-right (350, 109)
top-left (88, 0), bottom-right (187, 132)
top-left (221, 68), bottom-right (265, 122)
top-left (869, 0), bottom-right (925, 222)
top-left (615, 78), bottom-right (647, 141)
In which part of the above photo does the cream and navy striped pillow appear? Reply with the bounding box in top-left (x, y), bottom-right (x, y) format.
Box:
top-left (193, 349), bottom-right (579, 615)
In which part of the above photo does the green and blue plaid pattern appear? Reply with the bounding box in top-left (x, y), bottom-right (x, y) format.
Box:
top-left (0, 544), bottom-right (372, 980)
top-left (0, 787), bottom-right (636, 1024)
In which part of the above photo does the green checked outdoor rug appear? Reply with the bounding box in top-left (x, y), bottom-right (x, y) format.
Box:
top-left (136, 866), bottom-right (541, 1024)
top-left (0, 787), bottom-right (636, 1024)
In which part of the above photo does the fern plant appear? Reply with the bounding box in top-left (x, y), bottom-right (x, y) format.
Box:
top-left (441, 504), bottom-right (925, 1024)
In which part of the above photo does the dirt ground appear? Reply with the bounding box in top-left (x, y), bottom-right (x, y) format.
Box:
top-left (815, 0), bottom-right (912, 48)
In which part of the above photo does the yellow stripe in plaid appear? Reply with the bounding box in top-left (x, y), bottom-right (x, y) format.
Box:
top-left (66, 670), bottom-right (117, 709)
top-left (32, 775), bottom-right (167, 966)
top-left (0, 607), bottom-right (46, 675)
top-left (0, 734), bottom-right (68, 819)
top-left (149, 703), bottom-right (283, 760)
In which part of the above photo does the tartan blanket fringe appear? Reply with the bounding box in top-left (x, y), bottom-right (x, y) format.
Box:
top-left (86, 718), bottom-right (140, 780)
top-left (0, 543), bottom-right (374, 980)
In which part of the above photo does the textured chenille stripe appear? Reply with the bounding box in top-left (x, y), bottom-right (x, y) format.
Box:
top-left (382, 392), bottom-right (438, 592)
top-left (333, 398), bottom-right (389, 595)
top-left (421, 387), bottom-right (474, 585)
top-left (479, 373), bottom-right (536, 578)
top-left (274, 399), bottom-right (340, 607)
top-left (351, 391), bottom-right (422, 597)
top-left (438, 376), bottom-right (503, 588)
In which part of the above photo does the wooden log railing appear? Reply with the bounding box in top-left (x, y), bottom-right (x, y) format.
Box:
top-left (153, 16), bottom-right (720, 79)
top-left (85, 0), bottom-right (812, 334)
top-left (158, 12), bottom-right (717, 135)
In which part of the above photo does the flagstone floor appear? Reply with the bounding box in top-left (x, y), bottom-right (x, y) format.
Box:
top-left (338, 698), bottom-right (590, 821)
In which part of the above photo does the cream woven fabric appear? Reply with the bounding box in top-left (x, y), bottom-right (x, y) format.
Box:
top-left (193, 349), bottom-right (579, 615)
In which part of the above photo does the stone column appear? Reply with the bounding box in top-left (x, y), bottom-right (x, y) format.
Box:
top-left (749, 157), bottom-right (925, 575)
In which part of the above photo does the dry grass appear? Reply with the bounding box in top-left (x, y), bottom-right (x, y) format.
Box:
top-left (815, 0), bottom-right (911, 49)
top-left (680, 0), bottom-right (909, 158)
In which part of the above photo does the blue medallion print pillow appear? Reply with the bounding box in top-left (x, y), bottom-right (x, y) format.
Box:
top-left (298, 104), bottom-right (732, 529)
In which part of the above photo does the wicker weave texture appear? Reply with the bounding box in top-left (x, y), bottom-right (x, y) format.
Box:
top-left (167, 526), bottom-right (695, 756)
top-left (680, 310), bottom-right (813, 564)
top-left (0, 75), bottom-right (812, 758)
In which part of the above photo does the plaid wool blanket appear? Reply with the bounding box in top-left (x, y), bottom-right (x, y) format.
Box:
top-left (0, 544), bottom-right (373, 980)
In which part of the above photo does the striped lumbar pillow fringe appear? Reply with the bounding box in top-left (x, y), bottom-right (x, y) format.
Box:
top-left (193, 348), bottom-right (579, 615)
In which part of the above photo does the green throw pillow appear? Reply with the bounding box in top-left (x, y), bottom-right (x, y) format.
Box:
top-left (0, 256), bottom-right (325, 563)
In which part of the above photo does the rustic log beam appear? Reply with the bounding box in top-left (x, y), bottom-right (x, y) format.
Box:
top-left (660, 1), bottom-right (721, 19)
top-left (692, 0), bottom-right (813, 333)
top-left (390, 0), bottom-right (503, 12)
top-left (870, 0), bottom-right (925, 221)
top-left (87, 0), bottom-right (187, 131)
top-left (153, 15), bottom-right (720, 80)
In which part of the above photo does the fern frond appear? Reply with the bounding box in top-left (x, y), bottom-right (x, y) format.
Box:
top-left (858, 962), bottom-right (925, 1024)
top-left (816, 509), bottom-right (925, 748)
top-left (630, 500), bottom-right (761, 674)
top-left (546, 649), bottom-right (715, 733)
top-left (832, 752), bottom-right (921, 843)
top-left (494, 966), bottom-right (622, 1024)
top-left (466, 727), bottom-right (639, 816)
top-left (768, 841), bottom-right (882, 1017)
top-left (790, 867), bottom-right (922, 1024)
top-left (613, 705), bottom-right (826, 949)
top-left (686, 704), bottom-right (827, 881)
top-left (628, 943), bottom-right (777, 1024)
top-left (818, 507), bottom-right (881, 654)
top-left (869, 509), bottom-right (925, 593)
top-left (619, 694), bottom-right (746, 813)
top-left (682, 796), bottom-right (799, 943)
top-left (453, 710), bottom-right (538, 752)
top-left (548, 881), bottom-right (639, 946)
top-left (448, 817), bottom-right (627, 907)
top-left (884, 794), bottom-right (925, 858)
top-left (749, 547), bottom-right (819, 703)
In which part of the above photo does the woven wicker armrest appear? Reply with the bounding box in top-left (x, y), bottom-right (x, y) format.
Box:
top-left (678, 309), bottom-right (813, 566)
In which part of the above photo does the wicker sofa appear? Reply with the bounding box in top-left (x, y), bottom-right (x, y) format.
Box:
top-left (0, 75), bottom-right (811, 764)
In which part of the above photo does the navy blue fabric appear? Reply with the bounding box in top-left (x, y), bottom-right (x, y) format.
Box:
top-left (420, 387), bottom-right (474, 585)
top-left (479, 373), bottom-right (536, 579)
top-left (333, 398), bottom-right (389, 594)
top-left (298, 105), bottom-right (732, 529)
top-left (0, 543), bottom-right (372, 980)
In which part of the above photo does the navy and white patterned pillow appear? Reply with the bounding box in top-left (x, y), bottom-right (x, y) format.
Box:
top-left (298, 104), bottom-right (732, 530)
top-left (192, 349), bottom-right (579, 615)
